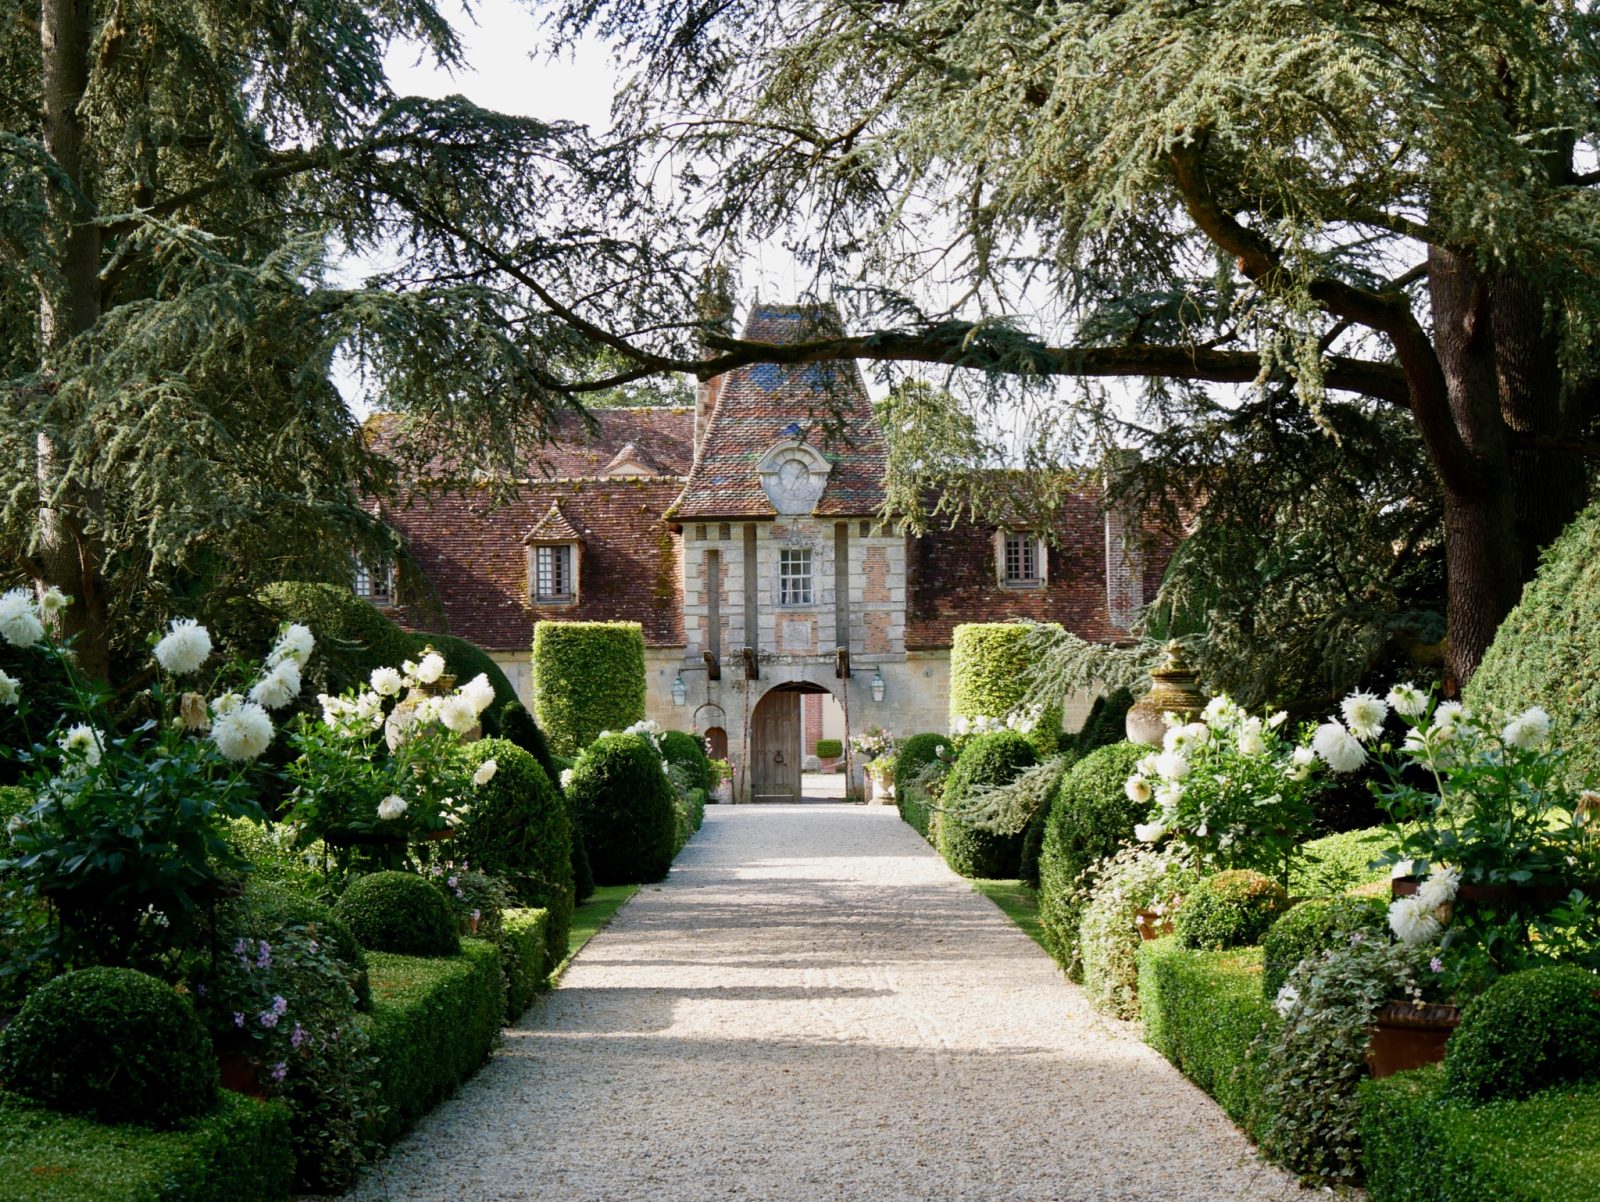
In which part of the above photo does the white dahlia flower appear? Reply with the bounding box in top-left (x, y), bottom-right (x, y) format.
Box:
top-left (1502, 706), bottom-right (1552, 751)
top-left (1340, 691), bottom-right (1389, 742)
top-left (248, 659), bottom-right (301, 711)
top-left (270, 623), bottom-right (315, 667)
top-left (1416, 865), bottom-right (1462, 910)
top-left (415, 652), bottom-right (445, 685)
top-left (59, 723), bottom-right (104, 767)
top-left (0, 668), bottom-right (19, 707)
top-left (377, 795), bottom-right (408, 821)
top-left (0, 589), bottom-right (44, 650)
top-left (38, 587), bottom-right (69, 619)
top-left (211, 702), bottom-right (273, 762)
top-left (1125, 774), bottom-right (1153, 805)
top-left (460, 673), bottom-right (497, 714)
top-left (1287, 745), bottom-right (1317, 781)
top-left (1133, 820), bottom-right (1168, 844)
top-left (437, 694), bottom-right (478, 734)
top-left (1154, 751), bottom-right (1190, 781)
top-left (1312, 722), bottom-right (1367, 774)
top-left (369, 666), bottom-right (403, 697)
top-left (1386, 682), bottom-right (1428, 720)
top-left (1388, 895), bottom-right (1443, 946)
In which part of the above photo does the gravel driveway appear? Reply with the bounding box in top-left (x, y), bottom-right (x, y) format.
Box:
top-left (347, 804), bottom-right (1304, 1201)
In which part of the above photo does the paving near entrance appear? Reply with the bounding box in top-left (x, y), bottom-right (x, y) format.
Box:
top-left (348, 806), bottom-right (1303, 1201)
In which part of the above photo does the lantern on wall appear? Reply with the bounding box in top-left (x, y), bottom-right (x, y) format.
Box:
top-left (671, 673), bottom-right (687, 706)
top-left (870, 667), bottom-right (886, 703)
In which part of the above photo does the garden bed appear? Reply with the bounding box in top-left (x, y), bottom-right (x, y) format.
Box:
top-left (0, 1092), bottom-right (291, 1202)
top-left (1361, 1068), bottom-right (1600, 1202)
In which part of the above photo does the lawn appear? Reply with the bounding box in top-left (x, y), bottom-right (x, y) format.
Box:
top-left (553, 884), bottom-right (638, 979)
top-left (971, 879), bottom-right (1048, 950)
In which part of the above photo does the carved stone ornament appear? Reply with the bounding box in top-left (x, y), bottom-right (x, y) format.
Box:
top-left (755, 440), bottom-right (832, 514)
top-left (1125, 641), bottom-right (1207, 746)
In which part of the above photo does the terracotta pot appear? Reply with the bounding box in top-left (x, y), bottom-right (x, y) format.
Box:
top-left (1391, 877), bottom-right (1577, 905)
top-left (217, 1051), bottom-right (267, 1098)
top-left (1364, 1001), bottom-right (1462, 1078)
top-left (1135, 909), bottom-right (1174, 941)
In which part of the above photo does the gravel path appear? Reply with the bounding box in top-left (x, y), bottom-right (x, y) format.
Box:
top-left (348, 805), bottom-right (1304, 1201)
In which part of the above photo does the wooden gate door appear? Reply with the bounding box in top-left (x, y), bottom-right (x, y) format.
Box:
top-left (751, 690), bottom-right (802, 801)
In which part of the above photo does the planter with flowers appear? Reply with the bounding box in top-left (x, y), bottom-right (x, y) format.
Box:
top-left (850, 727), bottom-right (895, 802)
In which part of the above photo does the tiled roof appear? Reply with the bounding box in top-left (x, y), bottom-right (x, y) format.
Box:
top-left (523, 501), bottom-right (584, 544)
top-left (672, 304), bottom-right (889, 520)
top-left (383, 480), bottom-right (684, 650)
top-left (366, 407), bottom-right (695, 481)
top-left (603, 442), bottom-right (667, 475)
top-left (904, 492), bottom-right (1176, 650)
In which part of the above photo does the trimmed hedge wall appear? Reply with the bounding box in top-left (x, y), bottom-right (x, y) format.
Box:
top-left (1466, 499), bottom-right (1600, 788)
top-left (948, 623), bottom-right (1062, 757)
top-left (937, 730), bottom-right (1037, 878)
top-left (1037, 742), bottom-right (1149, 975)
top-left (532, 621), bottom-right (646, 755)
top-left (0, 1092), bottom-right (292, 1202)
top-left (1289, 825), bottom-right (1393, 897)
top-left (359, 940), bottom-right (505, 1146)
top-left (1361, 1070), bottom-right (1600, 1202)
top-left (1135, 939), bottom-right (1274, 1137)
top-left (501, 907), bottom-right (550, 1021)
top-left (566, 733), bottom-right (678, 885)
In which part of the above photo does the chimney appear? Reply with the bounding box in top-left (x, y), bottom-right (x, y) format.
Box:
top-left (694, 374), bottom-right (723, 456)
top-left (1103, 449), bottom-right (1145, 630)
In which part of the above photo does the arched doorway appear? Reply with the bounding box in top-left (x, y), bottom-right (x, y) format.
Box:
top-left (749, 681), bottom-right (833, 802)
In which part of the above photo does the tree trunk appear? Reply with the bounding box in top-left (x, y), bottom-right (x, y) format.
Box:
top-left (1427, 247), bottom-right (1524, 688)
top-left (38, 0), bottom-right (110, 680)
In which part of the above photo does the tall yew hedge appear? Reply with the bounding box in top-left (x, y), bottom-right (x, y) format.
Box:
top-left (949, 622), bottom-right (1062, 757)
top-left (532, 621), bottom-right (647, 755)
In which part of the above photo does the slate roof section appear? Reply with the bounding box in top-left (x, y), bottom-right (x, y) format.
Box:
top-left (672, 304), bottom-right (889, 520)
top-left (382, 480), bottom-right (684, 650)
top-left (904, 493), bottom-right (1177, 650)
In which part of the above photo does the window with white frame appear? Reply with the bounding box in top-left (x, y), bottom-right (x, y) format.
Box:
top-left (1003, 532), bottom-right (1042, 585)
top-left (779, 548), bottom-right (813, 606)
top-left (353, 560), bottom-right (393, 604)
top-left (533, 544), bottom-right (574, 603)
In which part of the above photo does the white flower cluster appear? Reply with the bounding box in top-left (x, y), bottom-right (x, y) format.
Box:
top-left (0, 587), bottom-right (66, 651)
top-left (951, 703), bottom-right (1042, 738)
top-left (619, 718), bottom-right (666, 751)
top-left (154, 618), bottom-right (213, 675)
top-left (1388, 863), bottom-right (1461, 946)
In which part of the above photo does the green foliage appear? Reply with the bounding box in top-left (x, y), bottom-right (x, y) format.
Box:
top-left (359, 940), bottom-right (505, 1147)
top-left (256, 582), bottom-right (412, 698)
top-left (501, 907), bottom-right (551, 1020)
top-left (456, 739), bottom-right (573, 966)
top-left (334, 871), bottom-right (459, 957)
top-left (0, 968), bottom-right (217, 1129)
top-left (1289, 825), bottom-right (1393, 897)
top-left (1445, 967), bottom-right (1600, 1105)
top-left (410, 633), bottom-right (517, 735)
top-left (1468, 500), bottom-right (1600, 790)
top-left (235, 878), bottom-right (371, 1010)
top-left (672, 787), bottom-right (707, 853)
top-left (566, 732), bottom-right (678, 885)
top-left (1361, 1070), bottom-right (1600, 1202)
top-left (1136, 940), bottom-right (1273, 1136)
top-left (496, 701), bottom-right (563, 786)
top-left (1078, 846), bottom-right (1197, 1019)
top-left (1173, 869), bottom-right (1290, 951)
top-left (1261, 896), bottom-right (1386, 998)
top-left (813, 738), bottom-right (843, 759)
top-left (532, 621), bottom-right (646, 755)
top-left (937, 731), bottom-right (1036, 878)
top-left (949, 623), bottom-right (1062, 758)
top-left (893, 732), bottom-right (953, 838)
top-left (1037, 742), bottom-right (1149, 975)
top-left (571, 818), bottom-right (596, 903)
top-left (225, 818), bottom-right (331, 903)
top-left (660, 729), bottom-right (711, 791)
top-left (432, 867), bottom-right (511, 943)
top-left (0, 1092), bottom-right (292, 1202)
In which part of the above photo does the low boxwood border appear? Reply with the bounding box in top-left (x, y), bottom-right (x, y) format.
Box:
top-left (1360, 1068), bottom-right (1600, 1202)
top-left (1135, 938), bottom-right (1275, 1136)
top-left (359, 939), bottom-right (505, 1146)
top-left (0, 1092), bottom-right (291, 1202)
top-left (501, 908), bottom-right (550, 1021)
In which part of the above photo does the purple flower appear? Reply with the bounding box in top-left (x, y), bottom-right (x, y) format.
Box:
top-left (290, 1023), bottom-right (306, 1050)
top-left (307, 940), bottom-right (319, 954)
top-left (259, 1010), bottom-right (280, 1029)
top-left (447, 875), bottom-right (459, 889)
top-left (1430, 957), bottom-right (1445, 973)
top-left (233, 1011), bottom-right (245, 1028)
top-left (195, 983), bottom-right (206, 997)
top-left (271, 994), bottom-right (287, 1015)
top-left (1349, 931), bottom-right (1367, 945)
top-left (233, 937), bottom-right (248, 957)
top-left (256, 942), bottom-right (272, 969)
top-left (271, 1062), bottom-right (288, 1083)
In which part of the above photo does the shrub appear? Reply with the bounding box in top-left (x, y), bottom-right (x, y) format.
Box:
top-left (334, 871), bottom-right (459, 956)
top-left (502, 907), bottom-right (551, 1020)
top-left (893, 732), bottom-right (953, 838)
top-left (571, 818), bottom-right (595, 903)
top-left (360, 940), bottom-right (505, 1146)
top-left (1465, 499), bottom-right (1600, 788)
top-left (1174, 870), bottom-right (1290, 951)
top-left (225, 816), bottom-right (329, 901)
top-left (1137, 939), bottom-right (1274, 1135)
top-left (532, 620), bottom-right (646, 754)
top-left (1261, 896), bottom-right (1386, 997)
top-left (1362, 1069), bottom-right (1600, 1202)
top-left (455, 739), bottom-right (573, 965)
top-left (0, 1092), bottom-right (292, 1202)
top-left (949, 622), bottom-right (1062, 757)
top-left (256, 581), bottom-right (412, 697)
top-left (410, 633), bottom-right (518, 735)
top-left (238, 878), bottom-right (371, 1010)
top-left (1289, 825), bottom-right (1394, 897)
top-left (661, 729), bottom-right (711, 791)
top-left (0, 968), bottom-right (217, 1128)
top-left (1037, 742), bottom-right (1149, 975)
top-left (567, 732), bottom-right (678, 884)
top-left (937, 730), bottom-right (1036, 878)
top-left (672, 787), bottom-right (707, 852)
top-left (814, 737), bottom-right (843, 759)
top-left (1078, 845), bottom-right (1197, 1019)
top-left (1445, 966), bottom-right (1600, 1104)
top-left (496, 700), bottom-right (564, 786)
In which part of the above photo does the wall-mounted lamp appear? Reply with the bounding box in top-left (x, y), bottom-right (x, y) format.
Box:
top-left (671, 673), bottom-right (687, 706)
top-left (870, 667), bottom-right (886, 703)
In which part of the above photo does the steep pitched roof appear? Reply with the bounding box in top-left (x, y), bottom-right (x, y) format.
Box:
top-left (602, 442), bottom-right (667, 476)
top-left (672, 304), bottom-right (889, 520)
top-left (522, 501), bottom-right (584, 544)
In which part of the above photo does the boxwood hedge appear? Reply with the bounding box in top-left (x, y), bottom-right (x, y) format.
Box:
top-left (1261, 896), bottom-right (1385, 997)
top-left (661, 729), bottom-right (712, 792)
top-left (937, 730), bottom-right (1036, 878)
top-left (1173, 870), bottom-right (1290, 951)
top-left (948, 623), bottom-right (1062, 758)
top-left (333, 871), bottom-right (459, 957)
top-left (501, 907), bottom-right (551, 1021)
top-left (1444, 966), bottom-right (1600, 1104)
top-left (567, 732), bottom-right (678, 884)
top-left (893, 732), bottom-right (951, 839)
top-left (532, 621), bottom-right (646, 755)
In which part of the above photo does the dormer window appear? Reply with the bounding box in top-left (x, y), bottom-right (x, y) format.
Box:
top-left (998, 531), bottom-right (1046, 588)
top-left (354, 560), bottom-right (394, 605)
top-left (534, 545), bottom-right (574, 603)
top-left (779, 547), bottom-right (813, 606)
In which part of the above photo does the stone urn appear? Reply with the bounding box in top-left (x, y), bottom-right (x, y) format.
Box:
top-left (1125, 641), bottom-right (1206, 746)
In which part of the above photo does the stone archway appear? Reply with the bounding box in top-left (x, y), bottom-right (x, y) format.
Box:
top-left (748, 681), bottom-right (835, 802)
